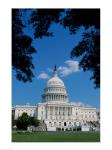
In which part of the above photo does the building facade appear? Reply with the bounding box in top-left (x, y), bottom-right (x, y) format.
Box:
top-left (13, 66), bottom-right (99, 131)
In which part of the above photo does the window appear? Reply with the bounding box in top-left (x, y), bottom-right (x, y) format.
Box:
top-left (64, 122), bottom-right (66, 126)
top-left (59, 122), bottom-right (61, 126)
top-left (54, 122), bottom-right (56, 126)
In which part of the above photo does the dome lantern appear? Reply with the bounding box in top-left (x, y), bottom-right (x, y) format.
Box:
top-left (53, 65), bottom-right (57, 77)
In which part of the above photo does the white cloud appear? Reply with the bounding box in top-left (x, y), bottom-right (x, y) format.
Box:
top-left (37, 72), bottom-right (50, 79)
top-left (72, 101), bottom-right (92, 107)
top-left (58, 60), bottom-right (80, 77)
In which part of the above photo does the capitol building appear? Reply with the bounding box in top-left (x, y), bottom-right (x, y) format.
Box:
top-left (13, 66), bottom-right (99, 131)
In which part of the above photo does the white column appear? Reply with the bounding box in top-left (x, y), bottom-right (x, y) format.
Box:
top-left (53, 106), bottom-right (55, 118)
top-left (71, 107), bottom-right (72, 115)
top-left (67, 107), bottom-right (69, 114)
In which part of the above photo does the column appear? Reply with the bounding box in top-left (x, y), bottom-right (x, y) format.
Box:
top-left (71, 107), bottom-right (72, 115)
top-left (53, 106), bottom-right (55, 118)
top-left (58, 106), bottom-right (59, 117)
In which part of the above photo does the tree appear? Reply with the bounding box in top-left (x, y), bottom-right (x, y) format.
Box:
top-left (12, 9), bottom-right (36, 82)
top-left (62, 9), bottom-right (100, 88)
top-left (16, 113), bottom-right (40, 130)
top-left (71, 29), bottom-right (100, 88)
top-left (16, 113), bottom-right (31, 130)
top-left (29, 117), bottom-right (39, 127)
top-left (13, 9), bottom-right (100, 88)
top-left (30, 9), bottom-right (100, 88)
top-left (30, 9), bottom-right (64, 38)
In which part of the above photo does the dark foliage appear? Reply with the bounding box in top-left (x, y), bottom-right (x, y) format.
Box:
top-left (16, 113), bottom-right (30, 130)
top-left (29, 117), bottom-right (39, 127)
top-left (62, 9), bottom-right (100, 88)
top-left (16, 113), bottom-right (40, 130)
top-left (29, 9), bottom-right (100, 88)
top-left (62, 9), bottom-right (100, 33)
top-left (12, 9), bottom-right (36, 82)
top-left (12, 9), bottom-right (100, 88)
top-left (71, 29), bottom-right (100, 88)
top-left (30, 9), bottom-right (64, 38)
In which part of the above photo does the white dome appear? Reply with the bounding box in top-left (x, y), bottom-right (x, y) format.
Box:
top-left (47, 76), bottom-right (64, 87)
top-left (42, 65), bottom-right (69, 103)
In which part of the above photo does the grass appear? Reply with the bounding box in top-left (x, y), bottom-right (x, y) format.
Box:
top-left (12, 131), bottom-right (100, 142)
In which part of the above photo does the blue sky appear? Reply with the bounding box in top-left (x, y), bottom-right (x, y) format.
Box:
top-left (12, 13), bottom-right (100, 108)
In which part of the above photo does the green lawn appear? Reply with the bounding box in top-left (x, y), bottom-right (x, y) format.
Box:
top-left (12, 131), bottom-right (100, 142)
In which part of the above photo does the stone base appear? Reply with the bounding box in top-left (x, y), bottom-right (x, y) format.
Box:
top-left (47, 127), bottom-right (56, 131)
